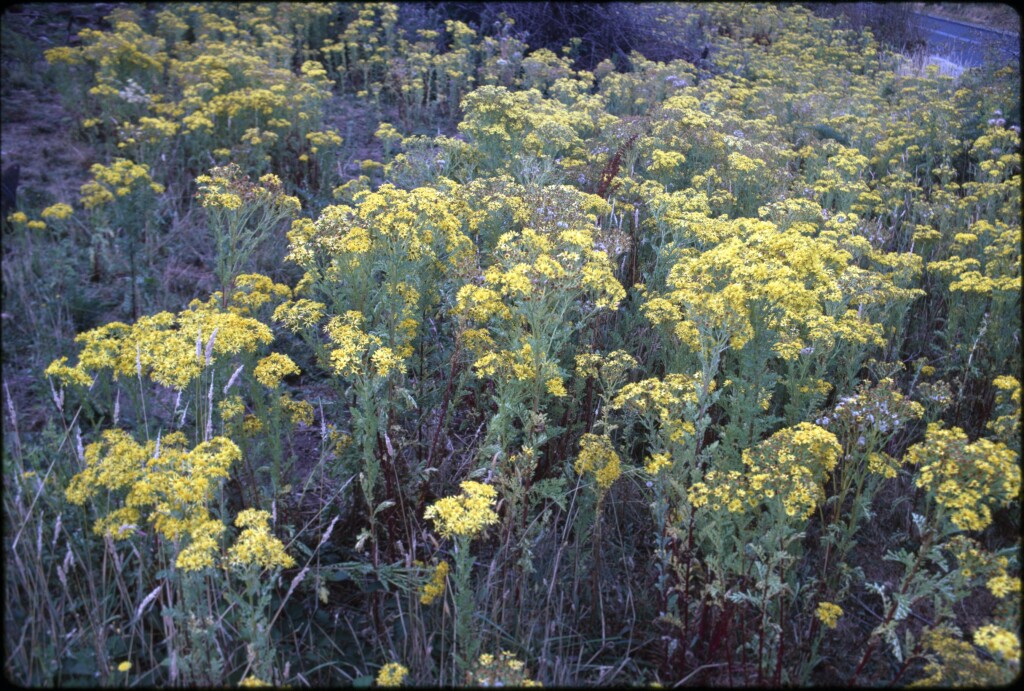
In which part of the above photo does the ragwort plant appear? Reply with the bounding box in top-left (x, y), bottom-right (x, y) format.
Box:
top-left (4, 1), bottom-right (1020, 687)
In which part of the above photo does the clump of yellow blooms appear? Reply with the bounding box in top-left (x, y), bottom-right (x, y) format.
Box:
top-left (743, 423), bottom-right (842, 519)
top-left (912, 626), bottom-right (1016, 687)
top-left (904, 422), bottom-right (1020, 532)
top-left (226, 509), bottom-right (296, 570)
top-left (195, 164), bottom-right (300, 215)
top-left (226, 273), bottom-right (292, 316)
top-left (376, 662), bottom-right (408, 687)
top-left (574, 433), bottom-right (622, 492)
top-left (79, 158), bottom-right (164, 209)
top-left (575, 350), bottom-right (638, 385)
top-left (815, 602), bottom-right (843, 629)
top-left (420, 560), bottom-right (449, 605)
top-left (467, 650), bottom-right (542, 687)
top-left (44, 356), bottom-right (95, 388)
top-left (424, 481), bottom-right (499, 540)
top-left (642, 220), bottom-right (896, 360)
top-left (325, 311), bottom-right (381, 378)
top-left (544, 376), bottom-right (567, 397)
top-left (219, 395), bottom-right (245, 423)
top-left (40, 203), bottom-right (74, 221)
top-left (65, 430), bottom-right (240, 571)
top-left (253, 352), bottom-right (300, 388)
top-left (689, 423), bottom-right (841, 520)
top-left (644, 452), bottom-right (672, 476)
top-left (273, 298), bottom-right (326, 332)
top-left (612, 374), bottom-right (702, 430)
top-left (988, 374), bottom-right (1020, 448)
top-left (279, 394), bottom-right (314, 427)
top-left (61, 298), bottom-right (273, 390)
top-left (973, 624), bottom-right (1021, 662)
top-left (687, 469), bottom-right (752, 513)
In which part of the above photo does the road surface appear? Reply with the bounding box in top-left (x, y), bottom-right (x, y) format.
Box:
top-left (909, 11), bottom-right (1020, 67)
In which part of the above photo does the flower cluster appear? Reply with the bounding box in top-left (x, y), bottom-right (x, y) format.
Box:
top-left (689, 423), bottom-right (841, 520)
top-left (815, 602), bottom-right (843, 629)
top-left (253, 353), bottom-right (300, 389)
top-left (79, 158), bottom-right (164, 210)
top-left (226, 509), bottom-right (296, 570)
top-left (905, 423), bottom-right (1020, 532)
top-left (65, 429), bottom-right (240, 570)
top-left (58, 298), bottom-right (273, 390)
top-left (573, 433), bottom-right (622, 492)
top-left (466, 650), bottom-right (542, 687)
top-left (419, 560), bottom-right (449, 605)
top-left (424, 481), bottom-right (499, 540)
top-left (376, 662), bottom-right (409, 687)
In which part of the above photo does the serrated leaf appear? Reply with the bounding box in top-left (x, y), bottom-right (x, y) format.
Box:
top-left (530, 478), bottom-right (567, 510)
top-left (893, 593), bottom-right (911, 621)
top-left (885, 627), bottom-right (903, 662)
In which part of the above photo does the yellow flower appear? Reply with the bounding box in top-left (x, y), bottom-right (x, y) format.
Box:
top-left (420, 560), bottom-right (449, 605)
top-left (280, 395), bottom-right (314, 426)
top-left (370, 346), bottom-right (402, 377)
top-left (545, 376), bottom-right (567, 397)
top-left (376, 662), bottom-right (408, 687)
top-left (424, 481), bottom-right (499, 539)
top-left (227, 509), bottom-right (296, 570)
top-left (219, 395), bottom-right (245, 422)
top-left (273, 298), bottom-right (325, 332)
top-left (816, 602), bottom-right (843, 629)
top-left (905, 423), bottom-right (1020, 532)
top-left (644, 452), bottom-right (672, 475)
top-left (45, 356), bottom-right (94, 388)
top-left (41, 203), bottom-right (74, 221)
top-left (973, 625), bottom-right (1020, 662)
top-left (574, 433), bottom-right (621, 492)
top-left (254, 352), bottom-right (300, 388)
top-left (117, 661), bottom-right (132, 673)
top-left (986, 574), bottom-right (1020, 599)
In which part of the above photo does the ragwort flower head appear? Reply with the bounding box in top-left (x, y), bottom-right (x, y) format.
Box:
top-left (227, 509), bottom-right (296, 570)
top-left (253, 352), bottom-right (300, 388)
top-left (424, 481), bottom-right (499, 540)
top-left (376, 662), bottom-right (408, 687)
top-left (420, 560), bottom-right (449, 605)
top-left (973, 625), bottom-right (1020, 662)
top-left (816, 601), bottom-right (843, 629)
top-left (905, 422), bottom-right (1020, 532)
top-left (574, 433), bottom-right (622, 492)
top-left (742, 422), bottom-right (842, 520)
